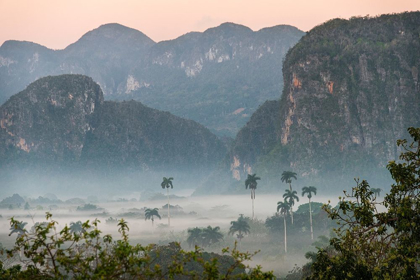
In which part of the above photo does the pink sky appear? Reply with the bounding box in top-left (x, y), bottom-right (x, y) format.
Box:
top-left (1, 0), bottom-right (419, 49)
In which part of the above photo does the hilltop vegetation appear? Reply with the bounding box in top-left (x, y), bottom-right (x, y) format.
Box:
top-left (212, 12), bottom-right (420, 193)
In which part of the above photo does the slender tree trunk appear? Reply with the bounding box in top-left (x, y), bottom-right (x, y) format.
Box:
top-left (252, 190), bottom-right (255, 220)
top-left (290, 206), bottom-right (294, 224)
top-left (309, 198), bottom-right (313, 240)
top-left (289, 182), bottom-right (292, 191)
top-left (284, 216), bottom-right (287, 253)
top-left (152, 217), bottom-right (154, 233)
top-left (167, 188), bottom-right (170, 226)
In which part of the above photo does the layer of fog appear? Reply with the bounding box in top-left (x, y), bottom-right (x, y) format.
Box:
top-left (0, 191), bottom-right (344, 277)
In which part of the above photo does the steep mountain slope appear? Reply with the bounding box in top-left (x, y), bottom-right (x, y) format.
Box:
top-left (128, 23), bottom-right (304, 136)
top-left (0, 75), bottom-right (226, 171)
top-left (0, 75), bottom-right (103, 163)
top-left (0, 23), bottom-right (304, 136)
top-left (60, 23), bottom-right (156, 96)
top-left (199, 12), bottom-right (420, 194)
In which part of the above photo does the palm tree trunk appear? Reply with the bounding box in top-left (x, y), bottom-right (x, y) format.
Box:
top-left (284, 216), bottom-right (287, 253)
top-left (290, 206), bottom-right (294, 224)
top-left (252, 190), bottom-right (255, 220)
top-left (289, 182), bottom-right (292, 191)
top-left (167, 188), bottom-right (170, 226)
top-left (309, 198), bottom-right (313, 240)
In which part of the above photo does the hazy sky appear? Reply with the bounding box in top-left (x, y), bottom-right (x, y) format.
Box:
top-left (1, 0), bottom-right (419, 49)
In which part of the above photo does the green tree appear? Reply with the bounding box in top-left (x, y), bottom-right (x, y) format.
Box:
top-left (245, 174), bottom-right (261, 220)
top-left (69, 221), bottom-right (84, 235)
top-left (308, 127), bottom-right (420, 279)
top-left (229, 214), bottom-right (251, 245)
top-left (187, 227), bottom-right (203, 248)
top-left (281, 171), bottom-right (297, 191)
top-left (2, 213), bottom-right (274, 279)
top-left (144, 208), bottom-right (161, 229)
top-left (277, 201), bottom-right (290, 253)
top-left (302, 186), bottom-right (317, 240)
top-left (161, 177), bottom-right (174, 226)
top-left (283, 189), bottom-right (299, 224)
top-left (202, 226), bottom-right (224, 247)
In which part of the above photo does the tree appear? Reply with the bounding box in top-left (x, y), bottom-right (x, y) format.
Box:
top-left (144, 208), bottom-right (161, 229)
top-left (308, 127), bottom-right (420, 279)
top-left (302, 186), bottom-right (317, 240)
top-left (9, 221), bottom-right (27, 238)
top-left (161, 177), bottom-right (174, 226)
top-left (229, 215), bottom-right (251, 245)
top-left (371, 187), bottom-right (382, 198)
top-left (69, 221), bottom-right (84, 236)
top-left (283, 189), bottom-right (299, 224)
top-left (277, 201), bottom-right (290, 253)
top-left (245, 174), bottom-right (261, 220)
top-left (281, 171), bottom-right (297, 191)
top-left (201, 226), bottom-right (224, 247)
top-left (3, 213), bottom-right (274, 278)
top-left (187, 227), bottom-right (203, 248)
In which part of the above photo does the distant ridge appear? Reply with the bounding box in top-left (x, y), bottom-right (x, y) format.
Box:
top-left (0, 22), bottom-right (304, 137)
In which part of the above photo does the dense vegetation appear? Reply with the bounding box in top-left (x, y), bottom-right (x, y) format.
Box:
top-left (212, 12), bottom-right (420, 194)
top-left (0, 75), bottom-right (226, 171)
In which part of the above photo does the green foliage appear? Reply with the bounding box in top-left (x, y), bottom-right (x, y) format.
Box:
top-left (295, 202), bottom-right (323, 215)
top-left (307, 127), bottom-right (420, 279)
top-left (76, 203), bottom-right (101, 211)
top-left (161, 177), bottom-right (174, 189)
top-left (1, 213), bottom-right (273, 279)
top-left (187, 226), bottom-right (224, 248)
top-left (229, 215), bottom-right (251, 242)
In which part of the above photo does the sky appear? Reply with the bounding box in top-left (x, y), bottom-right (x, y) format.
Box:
top-left (0, 0), bottom-right (419, 50)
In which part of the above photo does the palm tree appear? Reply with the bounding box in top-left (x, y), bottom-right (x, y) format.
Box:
top-left (144, 208), bottom-right (161, 229)
top-left (281, 171), bottom-right (297, 191)
top-left (283, 189), bottom-right (299, 224)
top-left (245, 174), bottom-right (261, 220)
top-left (69, 221), bottom-right (84, 236)
top-left (161, 177), bottom-right (174, 226)
top-left (202, 226), bottom-right (224, 247)
top-left (187, 227), bottom-right (203, 248)
top-left (229, 214), bottom-right (250, 245)
top-left (371, 188), bottom-right (382, 198)
top-left (277, 200), bottom-right (290, 253)
top-left (302, 186), bottom-right (317, 240)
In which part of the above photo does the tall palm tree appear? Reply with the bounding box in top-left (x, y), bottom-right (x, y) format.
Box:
top-left (371, 188), bottom-right (382, 198)
top-left (245, 174), bottom-right (261, 220)
top-left (277, 200), bottom-right (290, 253)
top-left (187, 227), bottom-right (203, 248)
top-left (281, 171), bottom-right (297, 191)
top-left (161, 177), bottom-right (174, 226)
top-left (302, 186), bottom-right (317, 240)
top-left (144, 208), bottom-right (161, 229)
top-left (283, 189), bottom-right (299, 224)
top-left (229, 214), bottom-right (250, 245)
top-left (202, 226), bottom-right (224, 247)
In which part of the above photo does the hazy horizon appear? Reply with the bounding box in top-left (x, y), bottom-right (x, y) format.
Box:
top-left (1, 0), bottom-right (418, 49)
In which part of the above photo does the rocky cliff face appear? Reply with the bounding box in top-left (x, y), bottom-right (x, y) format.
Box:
top-left (0, 75), bottom-right (226, 171)
top-left (220, 12), bottom-right (420, 192)
top-left (0, 75), bottom-right (103, 162)
top-left (0, 23), bottom-right (304, 136)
